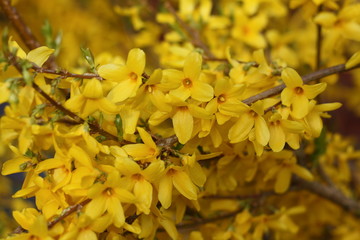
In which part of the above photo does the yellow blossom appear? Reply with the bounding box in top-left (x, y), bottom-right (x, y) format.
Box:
top-left (99, 48), bottom-right (146, 103)
top-left (281, 68), bottom-right (327, 119)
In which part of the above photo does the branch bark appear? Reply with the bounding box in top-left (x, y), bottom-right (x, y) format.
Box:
top-left (242, 63), bottom-right (360, 105)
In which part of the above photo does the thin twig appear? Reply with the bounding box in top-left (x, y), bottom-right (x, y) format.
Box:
top-left (315, 5), bottom-right (323, 70)
top-left (294, 177), bottom-right (360, 216)
top-left (0, 0), bottom-right (40, 50)
top-left (6, 54), bottom-right (121, 142)
top-left (164, 2), bottom-right (214, 58)
top-left (242, 63), bottom-right (360, 105)
top-left (0, 0), bottom-right (57, 68)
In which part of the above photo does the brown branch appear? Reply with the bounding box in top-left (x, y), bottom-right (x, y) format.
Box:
top-left (242, 63), bottom-right (360, 105)
top-left (203, 191), bottom-right (274, 200)
top-left (164, 2), bottom-right (214, 58)
top-left (0, 0), bottom-right (40, 50)
top-left (33, 65), bottom-right (104, 80)
top-left (6, 54), bottom-right (121, 142)
top-left (294, 177), bottom-right (360, 216)
top-left (0, 0), bottom-right (58, 68)
top-left (32, 65), bottom-right (150, 80)
top-left (315, 5), bottom-right (323, 70)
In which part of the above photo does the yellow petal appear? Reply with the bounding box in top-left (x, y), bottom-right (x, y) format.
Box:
top-left (313, 12), bottom-right (337, 27)
top-left (134, 180), bottom-right (153, 214)
top-left (191, 81), bottom-right (214, 102)
top-left (107, 79), bottom-right (140, 103)
top-left (275, 168), bottom-right (292, 193)
top-left (173, 170), bottom-right (198, 200)
top-left (158, 174), bottom-right (173, 209)
top-left (281, 87), bottom-right (295, 107)
top-left (122, 144), bottom-right (154, 160)
top-left (137, 127), bottom-right (157, 150)
top-left (269, 125), bottom-right (285, 152)
top-left (281, 120), bottom-right (304, 133)
top-left (98, 98), bottom-right (120, 114)
top-left (82, 79), bottom-right (103, 99)
top-left (291, 94), bottom-right (309, 119)
top-left (142, 160), bottom-right (165, 181)
top-left (26, 46), bottom-right (55, 67)
top-left (126, 48), bottom-right (146, 75)
top-left (107, 197), bottom-right (125, 228)
top-left (69, 145), bottom-right (93, 168)
top-left (291, 165), bottom-right (314, 181)
top-left (98, 64), bottom-right (127, 81)
top-left (303, 82), bottom-right (327, 99)
top-left (173, 108), bottom-right (193, 144)
top-left (228, 115), bottom-right (254, 143)
top-left (184, 51), bottom-right (202, 81)
top-left (86, 196), bottom-right (107, 218)
top-left (346, 51), bottom-right (360, 69)
top-left (282, 68), bottom-right (303, 88)
top-left (254, 116), bottom-right (270, 146)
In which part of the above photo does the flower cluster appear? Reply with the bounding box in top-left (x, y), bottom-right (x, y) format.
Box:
top-left (0, 0), bottom-right (360, 239)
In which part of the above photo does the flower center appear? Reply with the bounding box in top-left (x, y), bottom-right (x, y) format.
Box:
top-left (270, 120), bottom-right (281, 126)
top-left (104, 187), bottom-right (114, 196)
top-left (129, 72), bottom-right (138, 81)
top-left (294, 86), bottom-right (304, 95)
top-left (217, 94), bottom-right (226, 104)
top-left (183, 78), bottom-right (193, 88)
top-left (146, 85), bottom-right (153, 93)
top-left (132, 173), bottom-right (143, 181)
top-left (249, 110), bottom-right (258, 118)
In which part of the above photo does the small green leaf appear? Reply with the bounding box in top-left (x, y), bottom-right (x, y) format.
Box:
top-left (80, 47), bottom-right (96, 72)
top-left (2, 27), bottom-right (9, 53)
top-left (114, 114), bottom-right (123, 141)
top-left (24, 149), bottom-right (36, 158)
top-left (95, 135), bottom-right (107, 142)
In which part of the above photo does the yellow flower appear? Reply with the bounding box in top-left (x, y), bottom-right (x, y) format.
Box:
top-left (281, 68), bottom-right (327, 119)
top-left (228, 100), bottom-right (269, 146)
top-left (9, 38), bottom-right (54, 67)
top-left (231, 9), bottom-right (268, 48)
top-left (113, 148), bottom-right (165, 214)
top-left (167, 51), bottom-right (214, 102)
top-left (158, 166), bottom-right (198, 209)
top-left (132, 69), bottom-right (172, 112)
top-left (8, 215), bottom-right (54, 240)
top-left (64, 78), bottom-right (119, 118)
top-left (98, 48), bottom-right (146, 103)
top-left (268, 113), bottom-right (304, 152)
top-left (303, 100), bottom-right (341, 138)
top-left (205, 77), bottom-right (245, 125)
top-left (85, 170), bottom-right (136, 228)
top-left (122, 127), bottom-right (160, 161)
top-left (264, 151), bottom-right (314, 193)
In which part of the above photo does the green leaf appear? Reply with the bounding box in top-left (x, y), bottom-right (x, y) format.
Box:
top-left (2, 27), bottom-right (9, 53)
top-left (311, 128), bottom-right (327, 166)
top-left (95, 135), bottom-right (107, 143)
top-left (24, 148), bottom-right (36, 158)
top-left (114, 114), bottom-right (123, 141)
top-left (80, 47), bottom-right (96, 72)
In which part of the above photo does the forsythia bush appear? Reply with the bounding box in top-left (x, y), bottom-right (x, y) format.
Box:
top-left (1, 0), bottom-right (360, 239)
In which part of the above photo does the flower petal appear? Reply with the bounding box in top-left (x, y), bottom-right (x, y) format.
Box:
top-left (172, 170), bottom-right (198, 200)
top-left (158, 174), bottom-right (173, 209)
top-left (127, 48), bottom-right (146, 75)
top-left (228, 115), bottom-right (254, 143)
top-left (282, 68), bottom-right (303, 88)
top-left (82, 79), bottom-right (104, 99)
top-left (275, 168), bottom-right (292, 193)
top-left (173, 108), bottom-right (193, 144)
top-left (303, 83), bottom-right (327, 99)
top-left (27, 46), bottom-right (54, 67)
top-left (184, 51), bottom-right (202, 80)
